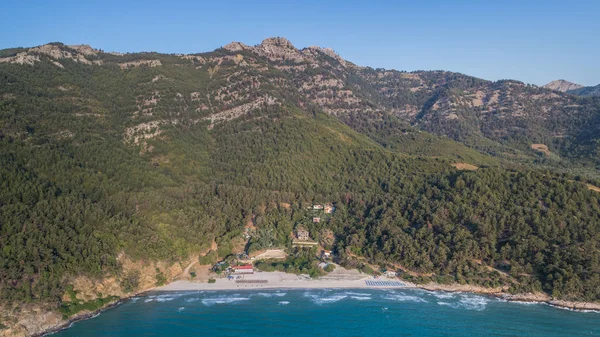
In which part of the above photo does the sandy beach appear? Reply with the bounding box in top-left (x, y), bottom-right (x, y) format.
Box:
top-left (159, 269), bottom-right (411, 291)
top-left (157, 269), bottom-right (600, 312)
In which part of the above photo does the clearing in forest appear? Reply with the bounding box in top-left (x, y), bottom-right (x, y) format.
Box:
top-left (586, 184), bottom-right (600, 193)
top-left (451, 163), bottom-right (478, 171)
top-left (531, 143), bottom-right (551, 156)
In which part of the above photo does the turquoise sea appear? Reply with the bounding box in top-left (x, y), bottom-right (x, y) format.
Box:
top-left (53, 289), bottom-right (599, 336)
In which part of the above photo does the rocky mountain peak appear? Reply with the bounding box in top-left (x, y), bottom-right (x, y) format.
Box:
top-left (542, 79), bottom-right (584, 92)
top-left (253, 37), bottom-right (305, 62)
top-left (260, 37), bottom-right (296, 50)
top-left (222, 41), bottom-right (249, 52)
top-left (0, 43), bottom-right (102, 68)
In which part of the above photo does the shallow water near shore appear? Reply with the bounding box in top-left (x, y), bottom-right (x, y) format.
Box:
top-left (52, 288), bottom-right (599, 336)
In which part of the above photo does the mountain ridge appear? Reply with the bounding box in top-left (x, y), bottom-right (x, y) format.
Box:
top-left (2, 38), bottom-right (600, 169)
top-left (568, 83), bottom-right (600, 97)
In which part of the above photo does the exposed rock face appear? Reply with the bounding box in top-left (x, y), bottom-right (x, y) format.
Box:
top-left (0, 254), bottom-right (190, 337)
top-left (253, 37), bottom-right (305, 62)
top-left (542, 79), bottom-right (584, 92)
top-left (118, 255), bottom-right (186, 292)
top-left (0, 304), bottom-right (64, 337)
top-left (304, 46), bottom-right (347, 67)
top-left (69, 276), bottom-right (126, 301)
top-left (67, 44), bottom-right (100, 56)
top-left (30, 44), bottom-right (93, 65)
top-left (260, 37), bottom-right (296, 50)
top-left (0, 52), bottom-right (40, 66)
top-left (179, 54), bottom-right (206, 63)
top-left (222, 41), bottom-right (249, 52)
top-left (118, 59), bottom-right (162, 69)
top-left (203, 95), bottom-right (279, 127)
top-left (0, 43), bottom-right (102, 67)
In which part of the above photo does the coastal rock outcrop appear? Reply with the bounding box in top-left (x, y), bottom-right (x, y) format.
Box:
top-left (0, 304), bottom-right (63, 337)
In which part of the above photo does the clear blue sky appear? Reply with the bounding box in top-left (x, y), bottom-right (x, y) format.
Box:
top-left (1, 0), bottom-right (599, 86)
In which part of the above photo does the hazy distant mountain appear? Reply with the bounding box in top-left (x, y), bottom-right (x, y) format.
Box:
top-left (542, 79), bottom-right (600, 97)
top-left (568, 83), bottom-right (600, 97)
top-left (542, 79), bottom-right (584, 92)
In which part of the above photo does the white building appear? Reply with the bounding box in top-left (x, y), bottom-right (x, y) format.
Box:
top-left (231, 265), bottom-right (254, 274)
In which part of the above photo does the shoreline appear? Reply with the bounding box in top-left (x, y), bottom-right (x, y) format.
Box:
top-left (416, 284), bottom-right (600, 313)
top-left (157, 271), bottom-right (402, 291)
top-left (37, 272), bottom-right (599, 336)
top-left (156, 271), bottom-right (600, 313)
top-left (36, 299), bottom-right (124, 337)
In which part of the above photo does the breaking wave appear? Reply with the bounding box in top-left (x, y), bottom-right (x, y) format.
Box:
top-left (437, 294), bottom-right (490, 311)
top-left (201, 295), bottom-right (250, 306)
top-left (304, 292), bottom-right (347, 304)
top-left (382, 291), bottom-right (427, 303)
top-left (432, 292), bottom-right (455, 299)
top-left (303, 290), bottom-right (375, 304)
top-left (143, 293), bottom-right (188, 303)
top-left (253, 292), bottom-right (287, 298)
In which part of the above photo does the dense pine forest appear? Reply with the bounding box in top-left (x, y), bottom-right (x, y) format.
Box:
top-left (1, 40), bottom-right (600, 315)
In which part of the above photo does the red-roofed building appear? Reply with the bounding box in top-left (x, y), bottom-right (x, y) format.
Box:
top-left (231, 265), bottom-right (254, 274)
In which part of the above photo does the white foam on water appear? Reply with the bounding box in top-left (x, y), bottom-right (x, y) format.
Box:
top-left (278, 301), bottom-right (290, 305)
top-left (201, 296), bottom-right (250, 306)
top-left (382, 292), bottom-right (427, 303)
top-left (143, 293), bottom-right (188, 303)
top-left (547, 304), bottom-right (600, 314)
top-left (458, 294), bottom-right (489, 311)
top-left (303, 291), bottom-right (348, 305)
top-left (317, 294), bottom-right (347, 304)
top-left (432, 292), bottom-right (455, 299)
top-left (509, 300), bottom-right (538, 306)
top-left (345, 291), bottom-right (371, 297)
top-left (178, 307), bottom-right (185, 312)
top-left (350, 296), bottom-right (372, 301)
top-left (155, 296), bottom-right (177, 302)
top-left (254, 292), bottom-right (287, 298)
top-left (184, 297), bottom-right (200, 303)
top-left (437, 294), bottom-right (490, 311)
top-left (130, 297), bottom-right (139, 303)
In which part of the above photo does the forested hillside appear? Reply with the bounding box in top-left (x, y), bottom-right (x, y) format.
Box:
top-left (1, 39), bottom-right (600, 317)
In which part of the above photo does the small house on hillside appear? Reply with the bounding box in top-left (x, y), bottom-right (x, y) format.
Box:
top-left (313, 204), bottom-right (324, 210)
top-left (324, 204), bottom-right (335, 214)
top-left (313, 217), bottom-right (321, 223)
top-left (296, 229), bottom-right (310, 241)
top-left (322, 250), bottom-right (332, 259)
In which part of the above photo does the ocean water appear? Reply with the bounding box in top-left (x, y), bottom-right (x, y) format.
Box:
top-left (52, 289), bottom-right (599, 336)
